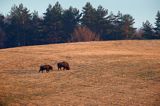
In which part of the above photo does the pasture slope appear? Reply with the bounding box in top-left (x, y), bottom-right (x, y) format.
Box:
top-left (0, 40), bottom-right (160, 106)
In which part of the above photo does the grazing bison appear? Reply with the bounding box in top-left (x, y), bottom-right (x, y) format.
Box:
top-left (39, 64), bottom-right (53, 73)
top-left (57, 61), bottom-right (70, 70)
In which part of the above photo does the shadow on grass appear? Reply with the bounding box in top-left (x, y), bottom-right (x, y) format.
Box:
top-left (137, 70), bottom-right (160, 81)
top-left (0, 96), bottom-right (14, 106)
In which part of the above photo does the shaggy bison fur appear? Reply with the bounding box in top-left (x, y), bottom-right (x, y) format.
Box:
top-left (39, 64), bottom-right (53, 73)
top-left (57, 61), bottom-right (70, 70)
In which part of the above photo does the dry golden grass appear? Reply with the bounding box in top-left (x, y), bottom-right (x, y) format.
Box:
top-left (0, 40), bottom-right (160, 106)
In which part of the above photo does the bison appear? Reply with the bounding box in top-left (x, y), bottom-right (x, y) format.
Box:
top-left (39, 64), bottom-right (53, 73)
top-left (57, 61), bottom-right (70, 70)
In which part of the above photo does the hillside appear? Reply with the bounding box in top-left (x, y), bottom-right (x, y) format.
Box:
top-left (0, 40), bottom-right (160, 106)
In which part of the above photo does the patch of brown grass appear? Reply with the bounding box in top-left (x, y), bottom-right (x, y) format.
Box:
top-left (0, 40), bottom-right (160, 106)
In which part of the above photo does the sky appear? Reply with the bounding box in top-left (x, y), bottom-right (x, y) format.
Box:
top-left (0, 0), bottom-right (160, 28)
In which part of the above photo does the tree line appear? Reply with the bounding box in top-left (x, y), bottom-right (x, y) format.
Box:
top-left (0, 2), bottom-right (160, 48)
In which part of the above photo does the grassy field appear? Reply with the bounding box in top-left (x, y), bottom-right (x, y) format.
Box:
top-left (0, 40), bottom-right (160, 106)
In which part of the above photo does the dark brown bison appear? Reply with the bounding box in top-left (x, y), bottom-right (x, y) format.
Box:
top-left (57, 61), bottom-right (70, 70)
top-left (39, 64), bottom-right (53, 73)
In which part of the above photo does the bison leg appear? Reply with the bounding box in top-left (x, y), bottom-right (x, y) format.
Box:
top-left (46, 69), bottom-right (49, 73)
top-left (39, 69), bottom-right (43, 73)
top-left (63, 67), bottom-right (65, 70)
top-left (59, 67), bottom-right (62, 70)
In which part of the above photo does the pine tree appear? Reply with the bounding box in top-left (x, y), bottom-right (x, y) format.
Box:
top-left (0, 14), bottom-right (5, 48)
top-left (142, 20), bottom-right (154, 39)
top-left (43, 2), bottom-right (64, 43)
top-left (112, 11), bottom-right (124, 39)
top-left (62, 6), bottom-right (81, 42)
top-left (81, 3), bottom-right (108, 40)
top-left (104, 11), bottom-right (123, 40)
top-left (7, 4), bottom-right (31, 46)
top-left (155, 11), bottom-right (160, 38)
top-left (81, 2), bottom-right (97, 31)
top-left (95, 5), bottom-right (108, 36)
top-left (121, 14), bottom-right (136, 39)
top-left (100, 12), bottom-right (114, 40)
top-left (30, 11), bottom-right (44, 45)
top-left (0, 14), bottom-right (4, 28)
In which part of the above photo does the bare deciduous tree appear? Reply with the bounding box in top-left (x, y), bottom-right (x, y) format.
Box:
top-left (71, 26), bottom-right (99, 42)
